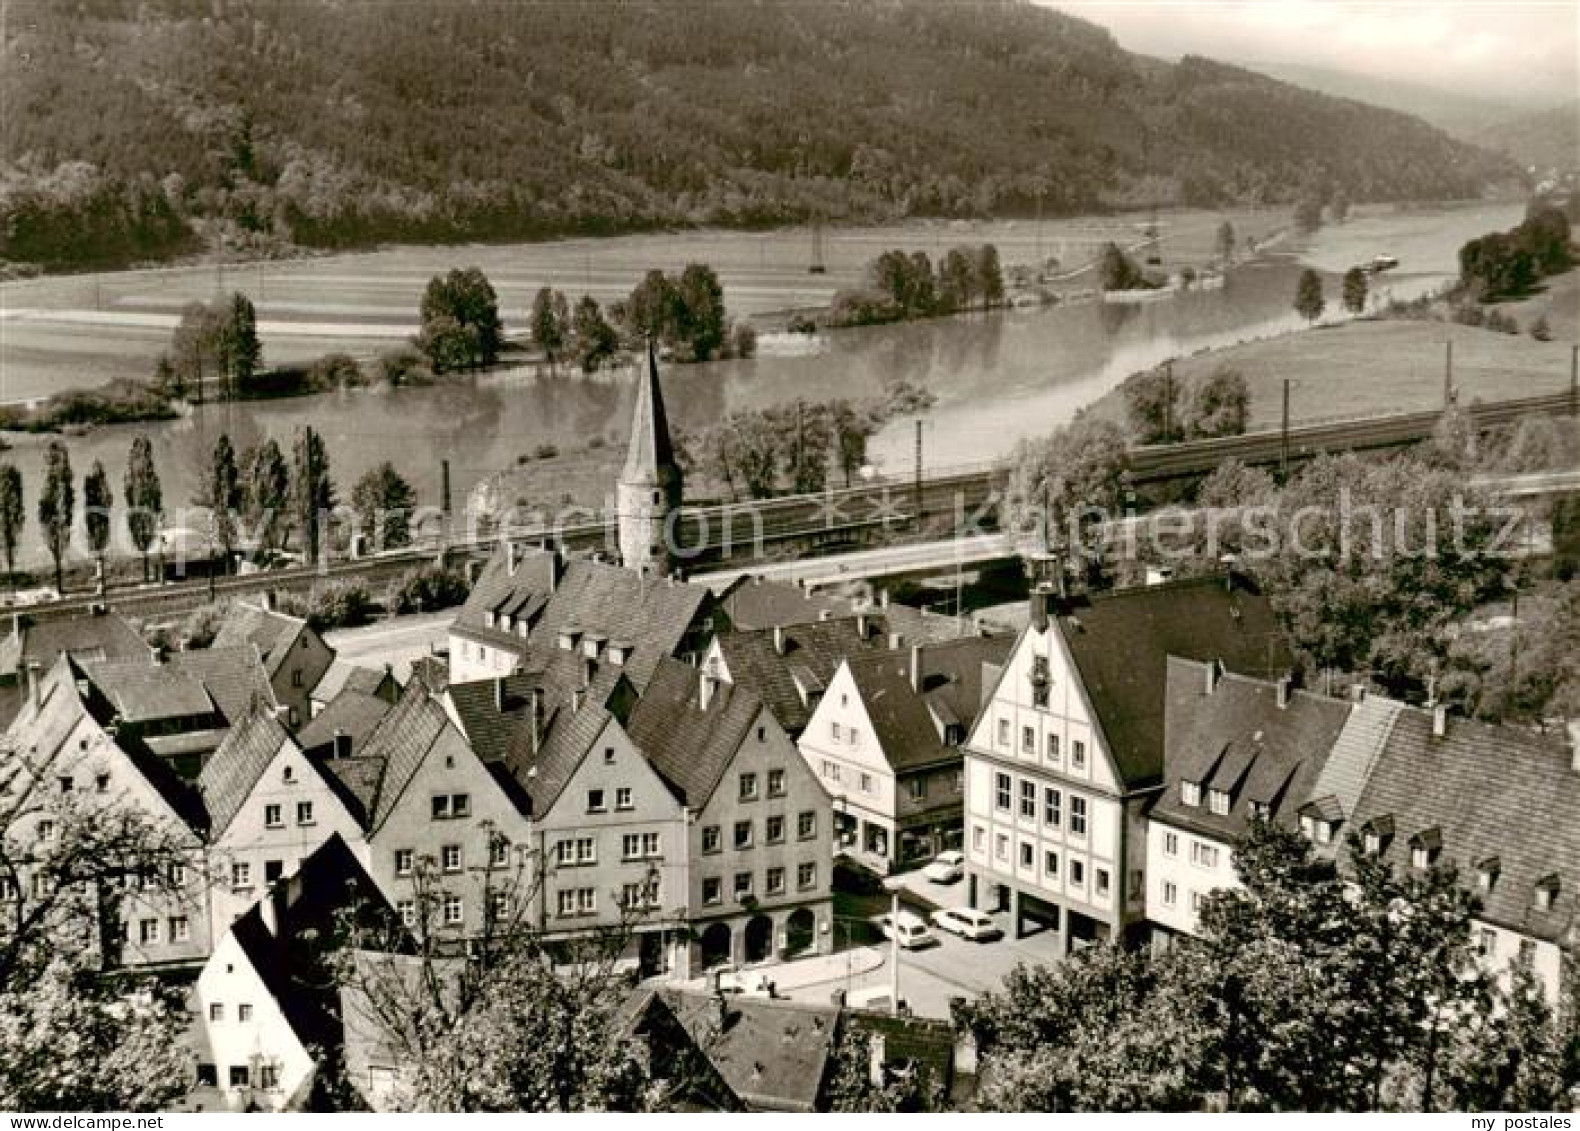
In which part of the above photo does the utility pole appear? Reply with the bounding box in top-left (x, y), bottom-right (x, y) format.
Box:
top-left (1443, 340), bottom-right (1454, 407)
top-left (914, 419), bottom-right (924, 532)
top-left (1163, 360), bottom-right (1174, 442)
top-left (1570, 343), bottom-right (1577, 417)
top-left (889, 891), bottom-right (901, 1016)
top-left (1281, 378), bottom-right (1291, 480)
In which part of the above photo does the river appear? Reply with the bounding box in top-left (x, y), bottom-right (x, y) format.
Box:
top-left (0, 201), bottom-right (1525, 566)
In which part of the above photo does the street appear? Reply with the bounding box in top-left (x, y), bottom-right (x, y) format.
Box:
top-left (324, 611), bottom-right (451, 683)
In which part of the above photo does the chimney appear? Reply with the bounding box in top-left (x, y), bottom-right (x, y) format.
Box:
top-left (1029, 584), bottom-right (1051, 633)
top-left (909, 643), bottom-right (923, 693)
top-left (260, 590), bottom-right (274, 613)
top-left (151, 643), bottom-right (167, 666)
top-left (888, 633), bottom-right (903, 652)
top-left (1568, 720), bottom-right (1580, 773)
top-left (582, 655), bottom-right (596, 688)
top-left (530, 687), bottom-right (545, 748)
top-left (25, 661), bottom-right (39, 711)
top-left (9, 613), bottom-right (19, 641)
top-left (494, 677), bottom-right (508, 714)
top-left (506, 541), bottom-right (520, 576)
top-left (879, 589), bottom-right (891, 610)
top-left (1275, 675), bottom-right (1291, 709)
top-left (772, 625), bottom-right (787, 656)
top-left (700, 670), bottom-right (718, 711)
top-left (1431, 703), bottom-right (1448, 739)
top-left (1203, 660), bottom-right (1221, 696)
top-left (571, 687), bottom-right (585, 714)
top-left (818, 609), bottom-right (833, 622)
top-left (856, 612), bottom-right (869, 639)
top-left (333, 728), bottom-right (352, 760)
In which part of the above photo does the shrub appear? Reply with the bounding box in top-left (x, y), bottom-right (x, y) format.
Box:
top-left (534, 443), bottom-right (559, 460)
top-left (1484, 309), bottom-right (1519, 335)
top-left (179, 600), bottom-right (231, 649)
top-left (1530, 314), bottom-right (1552, 342)
top-left (309, 352), bottom-right (366, 390)
top-left (377, 346), bottom-right (429, 386)
top-left (304, 580), bottom-right (375, 631)
top-left (389, 565), bottom-right (471, 614)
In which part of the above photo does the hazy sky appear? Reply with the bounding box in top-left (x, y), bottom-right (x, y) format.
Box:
top-left (1045, 1), bottom-right (1579, 108)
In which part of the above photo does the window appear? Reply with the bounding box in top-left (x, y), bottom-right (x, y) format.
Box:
top-left (1070, 859), bottom-right (1084, 886)
top-left (1518, 939), bottom-right (1537, 964)
top-left (292, 668), bottom-right (304, 688)
top-left (577, 837), bottom-right (596, 865)
top-left (260, 1064), bottom-right (279, 1091)
top-left (1022, 725), bottom-right (1036, 754)
top-left (238, 1003), bottom-right (254, 1023)
top-left (1071, 741), bottom-right (1086, 771)
top-left (1045, 850), bottom-right (1059, 878)
top-left (1191, 842), bottom-right (1220, 869)
top-left (1019, 841), bottom-right (1033, 868)
top-left (1248, 800), bottom-right (1270, 821)
top-left (232, 862), bottom-right (251, 889)
top-left (972, 825), bottom-right (985, 851)
top-left (703, 877), bottom-right (723, 905)
top-left (854, 771), bottom-right (872, 795)
top-left (264, 804), bottom-right (283, 829)
top-left (394, 849), bottom-right (414, 877)
top-left (431, 795), bottom-right (451, 819)
top-left (443, 896), bottom-right (463, 926)
top-left (995, 834), bottom-right (1009, 861)
top-left (702, 826), bottom-right (721, 853)
top-left (58, 775), bottom-right (73, 794)
top-left (210, 1003), bottom-right (225, 1023)
top-left (1478, 927), bottom-right (1497, 956)
top-left (1162, 830), bottom-right (1179, 857)
top-left (734, 821), bottom-right (753, 849)
top-left (1047, 733), bottom-right (1061, 764)
top-left (622, 832), bottom-right (660, 860)
top-left (1031, 654), bottom-right (1051, 708)
top-left (587, 789), bottom-right (606, 813)
top-left (441, 845), bottom-right (462, 872)
top-left (908, 777), bottom-right (927, 801)
top-left (169, 862), bottom-right (187, 887)
top-left (557, 889), bottom-right (578, 917)
top-left (766, 815), bottom-right (785, 844)
top-left (739, 772), bottom-right (759, 800)
top-left (1095, 868), bottom-right (1111, 897)
top-left (848, 727), bottom-right (860, 746)
top-left (1191, 890), bottom-right (1204, 913)
top-left (995, 773), bottom-right (1011, 811)
top-left (622, 880), bottom-right (658, 910)
top-left (615, 787), bottom-right (634, 811)
top-left (397, 900), bottom-right (416, 927)
top-left (1208, 790), bottom-right (1229, 816)
top-left (603, 746), bottom-right (615, 764)
top-left (734, 872), bottom-right (753, 899)
top-left (831, 721), bottom-right (843, 742)
top-left (139, 918), bottom-right (159, 945)
top-left (1162, 881), bottom-right (1177, 907)
top-left (1069, 796), bottom-right (1087, 837)
top-left (230, 1066), bottom-right (250, 1088)
top-left (797, 862), bottom-right (817, 890)
top-left (1535, 880), bottom-right (1559, 912)
top-left (36, 819), bottom-right (54, 842)
top-left (491, 891), bottom-right (512, 921)
top-left (822, 761), bottom-right (842, 784)
top-left (954, 769), bottom-right (965, 794)
top-left (296, 800), bottom-right (315, 826)
top-left (997, 719), bottom-right (1010, 747)
top-left (265, 860), bottom-right (283, 884)
top-left (766, 867), bottom-right (786, 895)
top-left (170, 916), bottom-right (190, 943)
top-left (1019, 780), bottom-right (1036, 819)
top-left (768, 769), bottom-right (786, 797)
top-left (491, 837), bottom-right (511, 868)
top-left (282, 765), bottom-right (295, 783)
top-left (1181, 781), bottom-right (1201, 807)
top-left (797, 811), bottom-right (817, 840)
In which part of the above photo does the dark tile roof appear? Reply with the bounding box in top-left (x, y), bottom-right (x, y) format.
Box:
top-left (627, 656), bottom-right (765, 808)
top-left (162, 646), bottom-right (281, 723)
top-left (450, 546), bottom-right (562, 644)
top-left (317, 755), bottom-right (387, 828)
top-left (199, 708), bottom-right (293, 839)
top-left (446, 673), bottom-right (546, 767)
top-left (86, 646), bottom-right (279, 729)
top-left (357, 685), bottom-right (455, 833)
top-left (502, 671), bottom-right (633, 817)
top-left (659, 990), bottom-right (838, 1112)
top-left (311, 660), bottom-right (395, 706)
top-left (1350, 707), bottom-right (1580, 943)
top-left (212, 601), bottom-right (311, 679)
top-left (1152, 658), bottom-right (1353, 842)
top-left (0, 610), bottom-right (150, 678)
top-left (622, 343), bottom-right (682, 490)
top-left (711, 576), bottom-right (855, 631)
top-left (1049, 574), bottom-right (1292, 789)
top-left (709, 616), bottom-right (890, 737)
top-left (297, 691), bottom-right (395, 758)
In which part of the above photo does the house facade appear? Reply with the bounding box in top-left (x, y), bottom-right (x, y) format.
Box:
top-left (214, 601), bottom-right (335, 729)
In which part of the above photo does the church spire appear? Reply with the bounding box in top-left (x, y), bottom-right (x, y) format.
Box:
top-left (616, 342), bottom-right (683, 576)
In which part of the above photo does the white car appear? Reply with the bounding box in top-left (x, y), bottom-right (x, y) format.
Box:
top-left (921, 850), bottom-right (965, 884)
top-left (876, 910), bottom-right (939, 950)
top-left (929, 907), bottom-right (1004, 943)
top-left (715, 965), bottom-right (777, 999)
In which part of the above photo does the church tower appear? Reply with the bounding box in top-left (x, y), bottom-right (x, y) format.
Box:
top-left (617, 343), bottom-right (683, 577)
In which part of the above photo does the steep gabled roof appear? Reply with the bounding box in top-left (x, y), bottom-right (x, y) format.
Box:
top-left (311, 660), bottom-right (396, 706)
top-left (1304, 693), bottom-right (1405, 841)
top-left (657, 991), bottom-right (838, 1113)
top-left (620, 343), bottom-right (681, 489)
top-left (711, 576), bottom-right (855, 631)
top-left (297, 691), bottom-right (395, 758)
top-left (1050, 574), bottom-right (1292, 788)
top-left (450, 545), bottom-right (562, 645)
top-left (199, 708), bottom-right (295, 839)
top-left (0, 610), bottom-right (151, 679)
top-left (344, 684), bottom-right (462, 833)
top-left (709, 616), bottom-right (888, 737)
top-left (627, 657), bottom-right (765, 808)
top-left (213, 602), bottom-right (308, 678)
top-left (85, 645), bottom-right (279, 727)
top-left (1350, 708), bottom-right (1580, 943)
top-left (1153, 657), bottom-right (1353, 842)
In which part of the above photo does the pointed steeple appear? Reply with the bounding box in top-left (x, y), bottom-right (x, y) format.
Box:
top-left (621, 341), bottom-right (679, 487)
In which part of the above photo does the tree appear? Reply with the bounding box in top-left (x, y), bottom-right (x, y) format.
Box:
top-left (530, 286), bottom-right (567, 364)
top-left (37, 441), bottom-right (73, 594)
top-left (170, 301), bottom-right (221, 403)
top-left (767, 400), bottom-right (831, 494)
top-left (1215, 220), bottom-right (1236, 264)
top-left (824, 1023), bottom-right (944, 1112)
top-left (705, 411), bottom-right (781, 500)
top-left (244, 438), bottom-right (291, 554)
top-left (1185, 366), bottom-right (1250, 440)
top-left (292, 426), bottom-right (335, 566)
top-left (976, 243), bottom-right (1005, 308)
top-left (1328, 189), bottom-right (1350, 223)
top-left (1123, 365), bottom-right (1184, 444)
top-left (1002, 414), bottom-right (1130, 567)
top-left (674, 263), bottom-right (727, 360)
top-left (0, 464), bottom-right (22, 584)
top-left (623, 268), bottom-right (680, 345)
top-left (1293, 195), bottom-right (1325, 234)
top-left (1097, 241), bottom-right (1144, 291)
top-left (936, 247), bottom-right (977, 313)
top-left (828, 399), bottom-right (880, 487)
top-left (215, 291), bottom-right (261, 398)
top-left (82, 460), bottom-right (112, 575)
top-left (351, 462), bottom-right (417, 551)
top-left (1342, 266), bottom-right (1369, 314)
top-left (123, 436), bottom-right (162, 582)
top-left (1293, 268), bottom-right (1325, 324)
top-left (571, 295), bottom-right (619, 373)
top-left (200, 433), bottom-right (241, 570)
top-left (418, 267), bottom-right (502, 370)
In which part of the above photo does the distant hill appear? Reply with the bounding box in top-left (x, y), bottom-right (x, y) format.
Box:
top-left (1245, 61), bottom-right (1523, 139)
top-left (0, 0), bottom-right (1519, 271)
top-left (1470, 104), bottom-right (1580, 174)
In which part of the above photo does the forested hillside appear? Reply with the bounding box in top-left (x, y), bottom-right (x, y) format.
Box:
top-left (1, 0), bottom-right (1518, 270)
top-left (1470, 103), bottom-right (1580, 173)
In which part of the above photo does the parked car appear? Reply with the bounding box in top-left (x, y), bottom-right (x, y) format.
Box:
top-left (929, 906), bottom-right (1004, 942)
top-left (846, 985), bottom-right (911, 1014)
top-left (921, 850), bottom-right (965, 884)
top-left (714, 965), bottom-right (777, 999)
top-left (876, 910), bottom-right (939, 950)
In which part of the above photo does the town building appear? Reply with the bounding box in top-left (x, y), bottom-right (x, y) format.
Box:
top-left (796, 634), bottom-right (1010, 870)
top-left (616, 344), bottom-right (684, 578)
top-left (963, 576), bottom-right (1291, 947)
top-left (309, 659), bottom-right (398, 718)
top-left (0, 608), bottom-right (150, 729)
top-left (214, 600), bottom-right (336, 728)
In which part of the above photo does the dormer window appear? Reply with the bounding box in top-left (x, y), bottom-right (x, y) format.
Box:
top-left (1477, 858), bottom-right (1500, 892)
top-left (1299, 814), bottom-right (1334, 845)
top-left (1534, 875), bottom-right (1560, 912)
top-left (499, 613), bottom-right (513, 633)
top-left (1207, 789), bottom-right (1230, 816)
top-left (1361, 815), bottom-right (1393, 856)
top-left (484, 611), bottom-right (495, 629)
top-left (1181, 781), bottom-right (1201, 807)
top-left (1247, 800), bottom-right (1270, 822)
top-left (1409, 828), bottom-right (1441, 870)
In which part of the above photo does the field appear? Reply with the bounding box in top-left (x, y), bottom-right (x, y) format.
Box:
top-left (0, 206), bottom-right (1290, 403)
